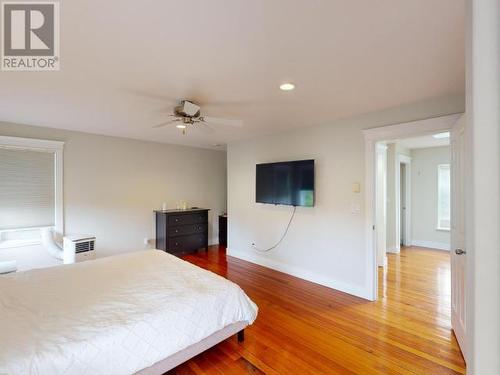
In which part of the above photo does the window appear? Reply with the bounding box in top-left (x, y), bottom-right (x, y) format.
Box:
top-left (437, 164), bottom-right (450, 231)
top-left (0, 136), bottom-right (63, 247)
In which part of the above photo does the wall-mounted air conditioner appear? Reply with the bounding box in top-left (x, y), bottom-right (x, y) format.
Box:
top-left (63, 235), bottom-right (96, 264)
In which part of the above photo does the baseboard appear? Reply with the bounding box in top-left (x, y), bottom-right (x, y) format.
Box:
top-left (227, 248), bottom-right (373, 300)
top-left (411, 240), bottom-right (450, 251)
top-left (386, 246), bottom-right (400, 253)
top-left (378, 255), bottom-right (388, 268)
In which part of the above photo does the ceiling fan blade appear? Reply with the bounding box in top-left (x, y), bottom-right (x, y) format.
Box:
top-left (152, 118), bottom-right (180, 128)
top-left (194, 122), bottom-right (215, 134)
top-left (200, 99), bottom-right (253, 107)
top-left (201, 116), bottom-right (243, 127)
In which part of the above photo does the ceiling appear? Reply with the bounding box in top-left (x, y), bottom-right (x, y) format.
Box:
top-left (0, 0), bottom-right (465, 149)
top-left (395, 133), bottom-right (450, 149)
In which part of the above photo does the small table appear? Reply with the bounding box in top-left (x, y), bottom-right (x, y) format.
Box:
top-left (219, 215), bottom-right (227, 247)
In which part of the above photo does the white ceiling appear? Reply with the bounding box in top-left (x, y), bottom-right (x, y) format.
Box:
top-left (0, 0), bottom-right (465, 149)
top-left (395, 134), bottom-right (450, 149)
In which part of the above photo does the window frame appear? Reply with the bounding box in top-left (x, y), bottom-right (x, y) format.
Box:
top-left (0, 136), bottom-right (64, 240)
top-left (437, 163), bottom-right (451, 231)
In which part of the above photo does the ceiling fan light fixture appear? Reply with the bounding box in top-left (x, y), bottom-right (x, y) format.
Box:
top-left (280, 82), bottom-right (295, 91)
top-left (152, 98), bottom-right (243, 136)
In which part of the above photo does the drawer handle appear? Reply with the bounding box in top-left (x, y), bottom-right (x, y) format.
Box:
top-left (175, 218), bottom-right (179, 222)
top-left (175, 229), bottom-right (178, 233)
top-left (175, 242), bottom-right (179, 246)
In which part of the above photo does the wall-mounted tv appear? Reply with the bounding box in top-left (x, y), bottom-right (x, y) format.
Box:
top-left (256, 159), bottom-right (315, 207)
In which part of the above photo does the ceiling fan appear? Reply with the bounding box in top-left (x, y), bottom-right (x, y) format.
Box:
top-left (153, 100), bottom-right (243, 135)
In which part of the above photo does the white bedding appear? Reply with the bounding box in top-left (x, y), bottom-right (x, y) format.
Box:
top-left (0, 250), bottom-right (258, 375)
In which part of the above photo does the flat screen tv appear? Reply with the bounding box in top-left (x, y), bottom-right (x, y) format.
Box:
top-left (256, 159), bottom-right (314, 207)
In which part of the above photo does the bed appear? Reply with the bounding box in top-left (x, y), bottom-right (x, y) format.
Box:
top-left (0, 250), bottom-right (258, 375)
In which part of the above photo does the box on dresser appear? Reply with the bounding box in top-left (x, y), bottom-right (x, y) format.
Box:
top-left (155, 208), bottom-right (209, 255)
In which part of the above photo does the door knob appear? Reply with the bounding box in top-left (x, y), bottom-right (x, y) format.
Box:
top-left (455, 248), bottom-right (466, 255)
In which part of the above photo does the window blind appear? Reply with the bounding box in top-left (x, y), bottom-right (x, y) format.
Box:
top-left (0, 148), bottom-right (55, 230)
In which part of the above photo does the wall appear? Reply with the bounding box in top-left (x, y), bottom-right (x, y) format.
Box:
top-left (386, 143), bottom-right (410, 252)
top-left (0, 121), bottom-right (227, 256)
top-left (410, 146), bottom-right (451, 250)
top-left (466, 0), bottom-right (500, 371)
top-left (227, 95), bottom-right (464, 300)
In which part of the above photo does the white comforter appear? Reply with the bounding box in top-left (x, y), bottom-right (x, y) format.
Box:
top-left (0, 250), bottom-right (258, 375)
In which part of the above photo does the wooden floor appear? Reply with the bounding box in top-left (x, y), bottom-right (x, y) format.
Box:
top-left (170, 246), bottom-right (466, 374)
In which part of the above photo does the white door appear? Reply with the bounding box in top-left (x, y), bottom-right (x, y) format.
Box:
top-left (450, 115), bottom-right (466, 359)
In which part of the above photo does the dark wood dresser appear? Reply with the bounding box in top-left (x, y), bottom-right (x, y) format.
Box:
top-left (155, 208), bottom-right (209, 255)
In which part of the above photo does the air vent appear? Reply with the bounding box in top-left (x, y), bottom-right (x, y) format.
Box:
top-left (75, 240), bottom-right (95, 253)
top-left (63, 235), bottom-right (96, 264)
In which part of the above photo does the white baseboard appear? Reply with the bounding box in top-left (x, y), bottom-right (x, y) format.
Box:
top-left (386, 246), bottom-right (400, 253)
top-left (378, 255), bottom-right (388, 268)
top-left (227, 248), bottom-right (373, 300)
top-left (411, 240), bottom-right (450, 251)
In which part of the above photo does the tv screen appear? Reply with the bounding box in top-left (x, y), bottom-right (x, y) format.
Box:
top-left (256, 160), bottom-right (314, 207)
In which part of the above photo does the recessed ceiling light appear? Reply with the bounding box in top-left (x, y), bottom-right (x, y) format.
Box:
top-left (176, 124), bottom-right (187, 129)
top-left (280, 83), bottom-right (295, 91)
top-left (432, 132), bottom-right (450, 139)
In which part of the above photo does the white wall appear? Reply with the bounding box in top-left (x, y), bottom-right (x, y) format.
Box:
top-left (410, 146), bottom-right (451, 250)
top-left (466, 0), bottom-right (500, 372)
top-left (227, 95), bottom-right (464, 300)
top-left (0, 121), bottom-right (227, 256)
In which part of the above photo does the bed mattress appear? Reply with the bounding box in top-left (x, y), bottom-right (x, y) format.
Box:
top-left (0, 250), bottom-right (258, 375)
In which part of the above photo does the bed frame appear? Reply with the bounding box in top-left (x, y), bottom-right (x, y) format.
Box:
top-left (135, 321), bottom-right (247, 374)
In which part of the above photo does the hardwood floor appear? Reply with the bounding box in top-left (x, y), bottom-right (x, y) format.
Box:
top-left (170, 246), bottom-right (466, 374)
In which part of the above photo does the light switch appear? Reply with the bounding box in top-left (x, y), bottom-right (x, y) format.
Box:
top-left (352, 182), bottom-right (361, 193)
top-left (351, 203), bottom-right (361, 215)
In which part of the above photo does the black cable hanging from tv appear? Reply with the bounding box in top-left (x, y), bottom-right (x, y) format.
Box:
top-left (251, 205), bottom-right (297, 252)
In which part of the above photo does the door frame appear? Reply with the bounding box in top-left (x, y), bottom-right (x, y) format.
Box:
top-left (396, 154), bottom-right (412, 249)
top-left (363, 113), bottom-right (462, 301)
top-left (375, 143), bottom-right (388, 267)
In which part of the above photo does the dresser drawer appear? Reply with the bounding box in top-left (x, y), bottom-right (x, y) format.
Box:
top-left (169, 223), bottom-right (207, 237)
top-left (168, 212), bottom-right (208, 226)
top-left (169, 234), bottom-right (206, 253)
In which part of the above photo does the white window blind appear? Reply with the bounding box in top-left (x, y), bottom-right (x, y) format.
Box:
top-left (0, 148), bottom-right (55, 230)
top-left (437, 164), bottom-right (451, 230)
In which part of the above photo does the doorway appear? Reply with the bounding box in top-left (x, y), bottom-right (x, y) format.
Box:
top-left (397, 155), bottom-right (412, 249)
top-left (363, 113), bottom-right (466, 358)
